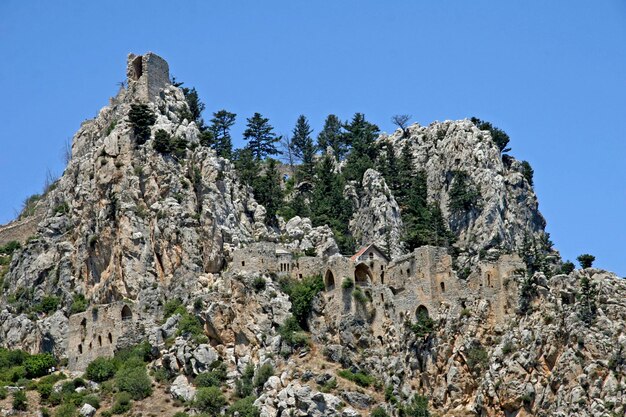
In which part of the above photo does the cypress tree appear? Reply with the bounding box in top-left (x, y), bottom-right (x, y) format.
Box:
top-left (243, 113), bottom-right (280, 160)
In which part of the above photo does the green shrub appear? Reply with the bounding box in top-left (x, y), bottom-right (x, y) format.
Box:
top-left (194, 386), bottom-right (226, 414)
top-left (41, 407), bottom-right (51, 417)
top-left (0, 241), bottom-right (21, 256)
top-left (235, 364), bottom-right (255, 398)
top-left (115, 366), bottom-right (152, 399)
top-left (371, 406), bottom-right (390, 417)
top-left (173, 413), bottom-right (189, 417)
top-left (37, 382), bottom-right (54, 400)
top-left (0, 386), bottom-right (7, 399)
top-left (69, 294), bottom-right (88, 314)
top-left (410, 310), bottom-right (435, 337)
top-left (352, 288), bottom-right (367, 304)
top-left (319, 377), bottom-right (337, 393)
top-left (54, 403), bottom-right (77, 417)
top-left (114, 341), bottom-right (154, 364)
top-left (337, 369), bottom-right (375, 387)
top-left (252, 277), bottom-right (266, 292)
top-left (466, 345), bottom-right (488, 372)
top-left (111, 391), bottom-right (132, 414)
top-left (402, 394), bottom-right (430, 417)
top-left (342, 277), bottom-right (354, 289)
top-left (195, 361), bottom-right (227, 388)
top-left (459, 308), bottom-right (471, 318)
top-left (253, 363), bottom-right (273, 389)
top-left (85, 357), bottom-right (117, 382)
top-left (54, 202), bottom-right (70, 215)
top-left (24, 353), bottom-right (56, 378)
top-left (228, 396), bottom-right (260, 417)
top-left (163, 298), bottom-right (185, 319)
top-left (36, 296), bottom-right (60, 314)
top-left (280, 275), bottom-right (324, 329)
top-left (82, 394), bottom-right (100, 409)
top-left (12, 389), bottom-right (27, 411)
top-left (278, 316), bottom-right (309, 349)
top-left (177, 312), bottom-right (205, 340)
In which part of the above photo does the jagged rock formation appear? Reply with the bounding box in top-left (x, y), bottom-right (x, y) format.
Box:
top-left (0, 53), bottom-right (623, 417)
top-left (383, 122), bottom-right (546, 258)
top-left (350, 169), bottom-right (404, 257)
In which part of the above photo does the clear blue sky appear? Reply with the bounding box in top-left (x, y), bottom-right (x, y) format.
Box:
top-left (0, 1), bottom-right (624, 276)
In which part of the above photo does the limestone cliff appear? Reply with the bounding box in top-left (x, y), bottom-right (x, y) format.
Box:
top-left (0, 53), bottom-right (623, 417)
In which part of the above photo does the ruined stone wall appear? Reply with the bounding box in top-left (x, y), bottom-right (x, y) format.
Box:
top-left (126, 52), bottom-right (170, 103)
top-left (67, 302), bottom-right (139, 371)
top-left (0, 214), bottom-right (43, 247)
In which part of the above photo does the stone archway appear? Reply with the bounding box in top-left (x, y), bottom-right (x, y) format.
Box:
top-left (324, 270), bottom-right (336, 291)
top-left (121, 305), bottom-right (133, 321)
top-left (354, 263), bottom-right (373, 286)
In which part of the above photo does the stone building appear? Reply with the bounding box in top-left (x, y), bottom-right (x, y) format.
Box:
top-left (67, 302), bottom-right (143, 371)
top-left (231, 241), bottom-right (524, 338)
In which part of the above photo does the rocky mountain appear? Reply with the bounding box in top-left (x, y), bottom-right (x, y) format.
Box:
top-left (0, 53), bottom-right (623, 417)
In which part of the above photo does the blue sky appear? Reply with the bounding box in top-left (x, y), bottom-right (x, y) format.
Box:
top-left (0, 1), bottom-right (624, 275)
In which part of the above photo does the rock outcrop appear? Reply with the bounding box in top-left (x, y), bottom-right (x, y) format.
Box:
top-left (0, 53), bottom-right (623, 417)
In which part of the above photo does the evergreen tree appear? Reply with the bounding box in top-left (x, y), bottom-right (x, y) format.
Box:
top-left (342, 113), bottom-right (380, 182)
top-left (233, 148), bottom-right (260, 187)
top-left (291, 115), bottom-right (315, 180)
top-left (254, 159), bottom-right (284, 227)
top-left (310, 155), bottom-right (354, 253)
top-left (181, 87), bottom-right (206, 130)
top-left (243, 113), bottom-right (280, 160)
top-left (577, 254), bottom-right (595, 269)
top-left (317, 115), bottom-right (345, 158)
top-left (210, 110), bottom-right (236, 158)
top-left (128, 104), bottom-right (156, 146)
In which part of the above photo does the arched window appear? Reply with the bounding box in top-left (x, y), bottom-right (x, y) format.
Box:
top-left (78, 344), bottom-right (83, 354)
top-left (440, 282), bottom-right (446, 292)
top-left (324, 270), bottom-right (335, 291)
top-left (121, 305), bottom-right (132, 321)
top-left (487, 272), bottom-right (492, 287)
top-left (108, 333), bottom-right (113, 344)
top-left (380, 271), bottom-right (385, 284)
top-left (98, 335), bottom-right (102, 346)
top-left (416, 305), bottom-right (429, 320)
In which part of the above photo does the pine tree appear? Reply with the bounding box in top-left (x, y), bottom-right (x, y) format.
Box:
top-left (243, 113), bottom-right (280, 160)
top-left (342, 113), bottom-right (380, 182)
top-left (254, 159), bottom-right (283, 227)
top-left (181, 87), bottom-right (206, 130)
top-left (209, 110), bottom-right (236, 159)
top-left (317, 115), bottom-right (345, 158)
top-left (310, 155), bottom-right (354, 253)
top-left (291, 115), bottom-right (315, 180)
top-left (128, 104), bottom-right (156, 146)
top-left (233, 148), bottom-right (259, 186)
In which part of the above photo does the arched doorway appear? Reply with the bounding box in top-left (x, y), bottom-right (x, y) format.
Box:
top-left (354, 263), bottom-right (373, 286)
top-left (121, 305), bottom-right (132, 321)
top-left (324, 270), bottom-right (335, 291)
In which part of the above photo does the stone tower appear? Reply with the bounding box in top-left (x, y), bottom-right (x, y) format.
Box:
top-left (126, 52), bottom-right (170, 102)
